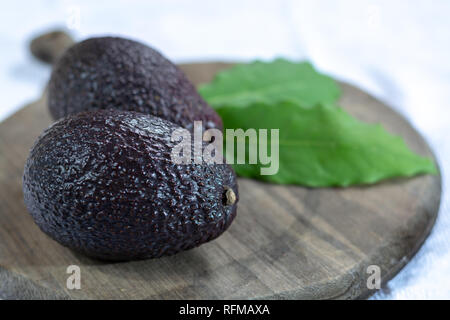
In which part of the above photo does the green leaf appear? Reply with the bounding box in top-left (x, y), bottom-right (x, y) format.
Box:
top-left (198, 58), bottom-right (340, 108)
top-left (218, 101), bottom-right (437, 187)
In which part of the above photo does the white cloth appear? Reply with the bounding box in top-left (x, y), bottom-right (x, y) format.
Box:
top-left (0, 0), bottom-right (449, 299)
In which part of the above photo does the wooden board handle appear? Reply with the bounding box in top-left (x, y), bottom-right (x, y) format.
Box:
top-left (29, 30), bottom-right (75, 64)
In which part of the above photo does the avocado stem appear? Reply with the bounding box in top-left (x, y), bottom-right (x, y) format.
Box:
top-left (224, 187), bottom-right (236, 206)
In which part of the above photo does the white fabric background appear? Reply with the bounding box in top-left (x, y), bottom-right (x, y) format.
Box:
top-left (0, 0), bottom-right (449, 299)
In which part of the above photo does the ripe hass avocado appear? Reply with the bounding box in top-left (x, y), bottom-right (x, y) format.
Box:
top-left (23, 110), bottom-right (237, 261)
top-left (48, 37), bottom-right (222, 132)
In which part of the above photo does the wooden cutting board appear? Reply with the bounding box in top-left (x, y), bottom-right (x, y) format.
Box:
top-left (0, 32), bottom-right (441, 299)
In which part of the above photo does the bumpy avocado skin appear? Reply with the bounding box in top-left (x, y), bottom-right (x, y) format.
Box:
top-left (48, 37), bottom-right (222, 132)
top-left (23, 110), bottom-right (237, 261)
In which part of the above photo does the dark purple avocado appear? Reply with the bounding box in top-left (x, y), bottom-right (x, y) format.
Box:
top-left (48, 36), bottom-right (222, 132)
top-left (22, 110), bottom-right (238, 261)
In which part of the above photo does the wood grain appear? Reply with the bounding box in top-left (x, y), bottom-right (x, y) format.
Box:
top-left (0, 63), bottom-right (441, 300)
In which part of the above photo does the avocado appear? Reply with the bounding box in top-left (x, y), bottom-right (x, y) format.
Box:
top-left (23, 109), bottom-right (238, 261)
top-left (48, 37), bottom-right (222, 132)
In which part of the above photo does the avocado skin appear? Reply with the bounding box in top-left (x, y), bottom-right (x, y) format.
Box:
top-left (23, 110), bottom-right (237, 261)
top-left (48, 37), bottom-right (222, 132)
